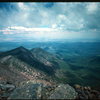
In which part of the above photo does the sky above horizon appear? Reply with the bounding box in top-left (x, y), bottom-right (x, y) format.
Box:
top-left (0, 2), bottom-right (100, 42)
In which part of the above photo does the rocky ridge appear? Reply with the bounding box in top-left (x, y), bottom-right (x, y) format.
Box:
top-left (0, 46), bottom-right (100, 99)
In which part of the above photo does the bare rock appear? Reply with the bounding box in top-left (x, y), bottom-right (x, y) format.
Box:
top-left (48, 84), bottom-right (78, 99)
top-left (8, 81), bottom-right (42, 99)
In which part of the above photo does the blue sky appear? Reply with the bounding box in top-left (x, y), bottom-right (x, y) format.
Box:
top-left (0, 2), bottom-right (100, 42)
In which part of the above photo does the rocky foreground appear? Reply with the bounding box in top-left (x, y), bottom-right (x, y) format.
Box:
top-left (74, 84), bottom-right (100, 99)
top-left (0, 81), bottom-right (100, 99)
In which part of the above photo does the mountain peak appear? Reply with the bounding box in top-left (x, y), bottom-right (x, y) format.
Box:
top-left (0, 46), bottom-right (29, 58)
top-left (16, 46), bottom-right (26, 50)
top-left (13, 46), bottom-right (28, 52)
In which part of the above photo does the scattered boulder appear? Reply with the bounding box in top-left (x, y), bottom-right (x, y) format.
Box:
top-left (8, 81), bottom-right (78, 99)
top-left (41, 85), bottom-right (57, 99)
top-left (74, 84), bottom-right (81, 89)
top-left (74, 84), bottom-right (100, 99)
top-left (0, 84), bottom-right (15, 92)
top-left (8, 81), bottom-right (43, 99)
top-left (0, 83), bottom-right (15, 99)
top-left (1, 81), bottom-right (99, 99)
top-left (48, 84), bottom-right (78, 99)
top-left (87, 86), bottom-right (91, 91)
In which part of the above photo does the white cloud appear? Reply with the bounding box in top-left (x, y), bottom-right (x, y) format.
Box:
top-left (0, 26), bottom-right (59, 35)
top-left (0, 2), bottom-right (100, 41)
top-left (86, 3), bottom-right (98, 14)
top-left (9, 26), bottom-right (58, 31)
top-left (18, 2), bottom-right (28, 10)
top-left (52, 24), bottom-right (57, 28)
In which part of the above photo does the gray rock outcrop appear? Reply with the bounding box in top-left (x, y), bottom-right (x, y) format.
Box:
top-left (8, 81), bottom-right (78, 99)
top-left (8, 81), bottom-right (42, 99)
top-left (48, 84), bottom-right (78, 99)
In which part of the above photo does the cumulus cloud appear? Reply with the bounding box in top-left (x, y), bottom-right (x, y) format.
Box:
top-left (0, 2), bottom-right (100, 41)
top-left (86, 3), bottom-right (98, 14)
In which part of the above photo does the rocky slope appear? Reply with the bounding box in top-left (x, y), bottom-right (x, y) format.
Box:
top-left (0, 81), bottom-right (100, 99)
top-left (31, 47), bottom-right (73, 82)
top-left (0, 46), bottom-right (100, 99)
top-left (8, 81), bottom-right (78, 99)
top-left (0, 55), bottom-right (54, 86)
top-left (0, 46), bottom-right (56, 75)
top-left (74, 84), bottom-right (100, 99)
top-left (31, 48), bottom-right (70, 70)
top-left (31, 48), bottom-right (59, 69)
